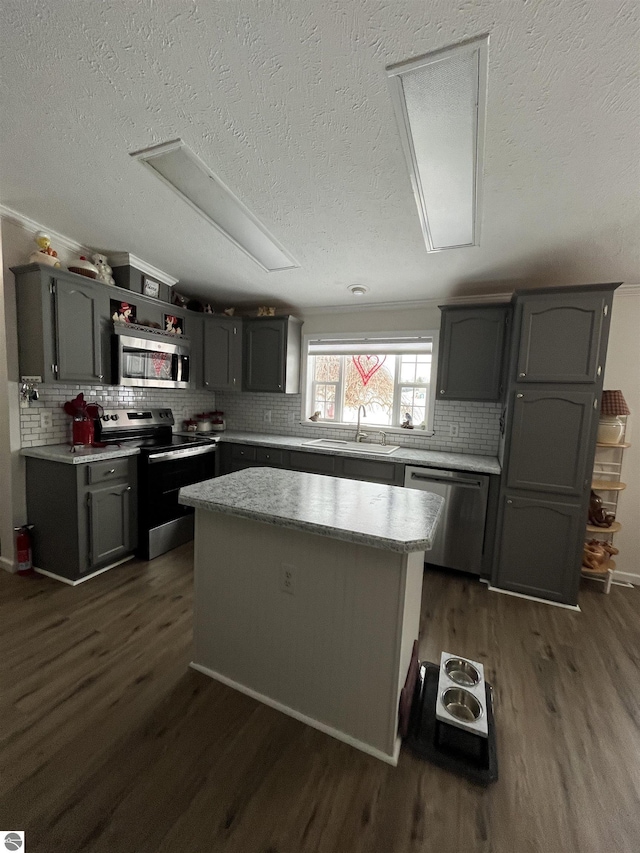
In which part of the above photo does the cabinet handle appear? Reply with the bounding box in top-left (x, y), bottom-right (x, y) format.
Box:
top-left (516, 393), bottom-right (524, 398)
top-left (106, 468), bottom-right (115, 474)
top-left (506, 499), bottom-right (513, 505)
top-left (204, 381), bottom-right (209, 386)
top-left (593, 399), bottom-right (598, 409)
top-left (440, 389), bottom-right (445, 395)
top-left (278, 384), bottom-right (282, 389)
top-left (126, 486), bottom-right (131, 491)
top-left (597, 366), bottom-right (602, 377)
top-left (97, 374), bottom-right (103, 381)
top-left (519, 372), bottom-right (526, 378)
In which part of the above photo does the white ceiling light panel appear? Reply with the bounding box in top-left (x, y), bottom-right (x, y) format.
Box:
top-left (387, 36), bottom-right (488, 251)
top-left (130, 140), bottom-right (299, 272)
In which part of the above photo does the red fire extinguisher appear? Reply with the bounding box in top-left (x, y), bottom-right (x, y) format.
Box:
top-left (15, 525), bottom-right (34, 576)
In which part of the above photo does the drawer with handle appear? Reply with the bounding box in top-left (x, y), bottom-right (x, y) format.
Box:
top-left (231, 445), bottom-right (257, 462)
top-left (86, 457), bottom-right (131, 484)
top-left (256, 447), bottom-right (284, 466)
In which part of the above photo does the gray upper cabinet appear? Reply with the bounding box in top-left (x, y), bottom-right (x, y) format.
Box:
top-left (203, 316), bottom-right (242, 389)
top-left (243, 316), bottom-right (302, 393)
top-left (437, 305), bottom-right (508, 401)
top-left (54, 277), bottom-right (106, 382)
top-left (506, 389), bottom-right (595, 496)
top-left (13, 264), bottom-right (108, 383)
top-left (516, 293), bottom-right (607, 383)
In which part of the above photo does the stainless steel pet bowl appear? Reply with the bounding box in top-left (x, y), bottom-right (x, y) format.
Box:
top-left (444, 657), bottom-right (481, 687)
top-left (441, 687), bottom-right (483, 723)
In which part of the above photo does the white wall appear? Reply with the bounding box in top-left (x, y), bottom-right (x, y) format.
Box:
top-left (602, 291), bottom-right (640, 580)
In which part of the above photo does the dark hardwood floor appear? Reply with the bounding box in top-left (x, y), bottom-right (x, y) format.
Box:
top-left (1, 546), bottom-right (639, 853)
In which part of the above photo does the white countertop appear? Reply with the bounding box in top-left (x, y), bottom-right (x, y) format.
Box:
top-left (21, 444), bottom-right (140, 464)
top-left (218, 430), bottom-right (501, 475)
top-left (179, 467), bottom-right (444, 552)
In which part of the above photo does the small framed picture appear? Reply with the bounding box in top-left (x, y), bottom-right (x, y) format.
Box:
top-left (142, 277), bottom-right (161, 299)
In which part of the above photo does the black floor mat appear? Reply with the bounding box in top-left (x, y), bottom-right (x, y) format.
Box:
top-left (404, 661), bottom-right (498, 785)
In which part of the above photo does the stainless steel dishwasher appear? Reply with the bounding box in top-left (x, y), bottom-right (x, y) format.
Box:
top-left (404, 466), bottom-right (489, 575)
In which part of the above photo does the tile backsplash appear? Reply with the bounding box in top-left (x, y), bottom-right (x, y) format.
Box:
top-left (19, 384), bottom-right (216, 447)
top-left (216, 390), bottom-right (502, 456)
top-left (20, 384), bottom-right (501, 457)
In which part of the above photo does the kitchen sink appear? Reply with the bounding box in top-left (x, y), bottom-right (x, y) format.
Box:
top-left (301, 438), bottom-right (399, 455)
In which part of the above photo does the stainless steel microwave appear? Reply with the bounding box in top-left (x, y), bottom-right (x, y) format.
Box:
top-left (113, 327), bottom-right (191, 389)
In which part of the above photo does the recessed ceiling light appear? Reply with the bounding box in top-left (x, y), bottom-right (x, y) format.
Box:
top-left (348, 285), bottom-right (369, 296)
top-left (130, 139), bottom-right (299, 273)
top-left (386, 36), bottom-right (489, 251)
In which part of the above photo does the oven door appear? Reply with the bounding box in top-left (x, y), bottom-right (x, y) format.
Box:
top-left (142, 445), bottom-right (218, 528)
top-left (115, 333), bottom-right (191, 389)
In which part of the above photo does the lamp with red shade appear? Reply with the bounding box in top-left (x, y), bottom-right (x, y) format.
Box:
top-left (598, 390), bottom-right (631, 444)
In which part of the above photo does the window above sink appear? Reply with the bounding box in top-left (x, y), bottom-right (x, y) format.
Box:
top-left (301, 330), bottom-right (439, 435)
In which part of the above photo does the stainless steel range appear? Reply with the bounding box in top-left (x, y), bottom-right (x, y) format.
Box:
top-left (96, 408), bottom-right (219, 560)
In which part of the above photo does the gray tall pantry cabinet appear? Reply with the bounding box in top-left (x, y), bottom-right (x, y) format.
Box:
top-left (493, 283), bottom-right (620, 605)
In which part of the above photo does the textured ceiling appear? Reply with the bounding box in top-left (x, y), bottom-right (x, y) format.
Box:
top-left (1, 0), bottom-right (638, 309)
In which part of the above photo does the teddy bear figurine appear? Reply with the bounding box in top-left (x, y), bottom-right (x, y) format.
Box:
top-left (92, 253), bottom-right (115, 286)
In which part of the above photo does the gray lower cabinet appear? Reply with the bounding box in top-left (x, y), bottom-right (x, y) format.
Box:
top-left (87, 482), bottom-right (134, 566)
top-left (26, 456), bottom-right (138, 582)
top-left (243, 316), bottom-right (302, 393)
top-left (219, 443), bottom-right (404, 485)
top-left (203, 316), bottom-right (242, 389)
top-left (494, 494), bottom-right (584, 603)
top-left (13, 264), bottom-right (109, 383)
top-left (437, 305), bottom-right (509, 401)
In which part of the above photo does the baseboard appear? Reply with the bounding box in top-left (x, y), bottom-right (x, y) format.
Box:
top-left (612, 570), bottom-right (639, 586)
top-left (190, 661), bottom-right (401, 766)
top-left (485, 584), bottom-right (581, 612)
top-left (34, 555), bottom-right (135, 586)
top-left (0, 556), bottom-right (17, 574)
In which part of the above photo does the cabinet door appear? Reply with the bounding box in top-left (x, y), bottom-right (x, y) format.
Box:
top-left (243, 319), bottom-right (285, 392)
top-left (506, 389), bottom-right (595, 496)
top-left (87, 483), bottom-right (133, 567)
top-left (516, 294), bottom-right (606, 383)
top-left (494, 494), bottom-right (583, 604)
top-left (54, 278), bottom-right (105, 382)
top-left (204, 318), bottom-right (242, 389)
top-left (438, 307), bottom-right (507, 401)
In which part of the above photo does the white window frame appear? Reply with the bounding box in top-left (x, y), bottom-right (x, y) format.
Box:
top-left (300, 329), bottom-right (440, 436)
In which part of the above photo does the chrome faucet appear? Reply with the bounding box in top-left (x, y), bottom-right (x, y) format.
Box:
top-left (355, 405), bottom-right (368, 442)
top-left (370, 430), bottom-right (387, 446)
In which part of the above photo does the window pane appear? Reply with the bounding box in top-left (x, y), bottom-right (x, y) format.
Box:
top-left (314, 355), bottom-right (340, 382)
top-left (400, 357), bottom-right (417, 383)
top-left (415, 357), bottom-right (432, 384)
top-left (400, 386), bottom-right (427, 427)
top-left (342, 355), bottom-right (395, 426)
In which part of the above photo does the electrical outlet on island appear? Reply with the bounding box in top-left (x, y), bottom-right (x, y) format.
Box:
top-left (280, 563), bottom-right (296, 595)
top-left (264, 410), bottom-right (272, 423)
top-left (449, 423), bottom-right (459, 438)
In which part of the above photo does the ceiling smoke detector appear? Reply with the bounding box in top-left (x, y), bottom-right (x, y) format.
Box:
top-left (348, 285), bottom-right (369, 296)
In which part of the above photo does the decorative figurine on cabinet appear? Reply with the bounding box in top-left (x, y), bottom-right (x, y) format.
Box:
top-left (111, 301), bottom-right (134, 323)
top-left (92, 253), bottom-right (115, 285)
top-left (29, 231), bottom-right (61, 267)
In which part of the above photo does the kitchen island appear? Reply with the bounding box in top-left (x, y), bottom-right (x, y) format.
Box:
top-left (179, 467), bottom-right (443, 764)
